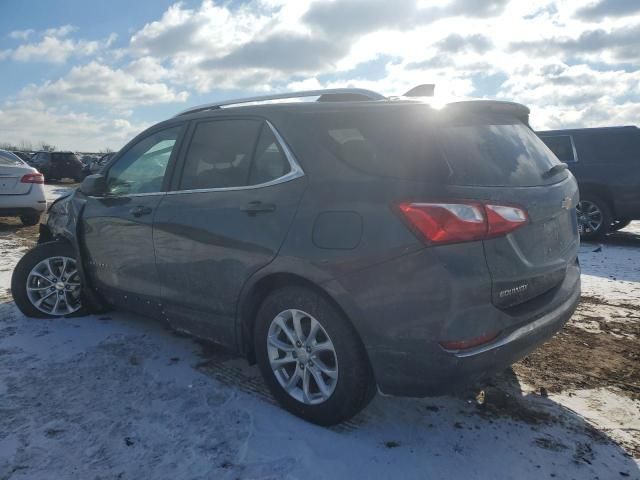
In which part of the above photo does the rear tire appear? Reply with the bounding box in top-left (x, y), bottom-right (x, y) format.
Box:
top-left (11, 241), bottom-right (85, 318)
top-left (577, 196), bottom-right (612, 241)
top-left (254, 286), bottom-right (375, 425)
top-left (19, 213), bottom-right (41, 226)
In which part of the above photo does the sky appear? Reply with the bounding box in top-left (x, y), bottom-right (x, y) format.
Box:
top-left (0, 0), bottom-right (639, 151)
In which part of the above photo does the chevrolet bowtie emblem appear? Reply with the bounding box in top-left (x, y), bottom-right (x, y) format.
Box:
top-left (561, 196), bottom-right (572, 210)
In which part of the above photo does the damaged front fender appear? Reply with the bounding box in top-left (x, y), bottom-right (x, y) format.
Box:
top-left (38, 190), bottom-right (107, 312)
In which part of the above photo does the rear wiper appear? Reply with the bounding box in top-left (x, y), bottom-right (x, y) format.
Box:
top-left (542, 163), bottom-right (568, 179)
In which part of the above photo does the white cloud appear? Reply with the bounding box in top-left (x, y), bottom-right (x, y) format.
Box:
top-left (0, 100), bottom-right (148, 151)
top-left (3, 0), bottom-right (640, 150)
top-left (19, 61), bottom-right (189, 110)
top-left (3, 25), bottom-right (116, 64)
top-left (8, 29), bottom-right (34, 40)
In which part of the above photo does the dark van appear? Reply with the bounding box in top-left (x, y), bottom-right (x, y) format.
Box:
top-left (537, 126), bottom-right (640, 239)
top-left (30, 151), bottom-right (85, 182)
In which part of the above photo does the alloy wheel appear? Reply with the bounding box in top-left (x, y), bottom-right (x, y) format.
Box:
top-left (576, 200), bottom-right (603, 235)
top-left (26, 256), bottom-right (82, 316)
top-left (266, 309), bottom-right (338, 405)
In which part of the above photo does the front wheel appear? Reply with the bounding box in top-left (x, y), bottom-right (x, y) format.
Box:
top-left (11, 241), bottom-right (84, 318)
top-left (254, 286), bottom-right (375, 425)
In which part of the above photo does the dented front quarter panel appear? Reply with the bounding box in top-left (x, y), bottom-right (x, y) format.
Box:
top-left (40, 190), bottom-right (105, 310)
top-left (44, 190), bottom-right (86, 243)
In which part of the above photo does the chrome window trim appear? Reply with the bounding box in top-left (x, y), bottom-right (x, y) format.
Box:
top-left (166, 120), bottom-right (304, 196)
top-left (88, 191), bottom-right (167, 200)
top-left (540, 134), bottom-right (579, 163)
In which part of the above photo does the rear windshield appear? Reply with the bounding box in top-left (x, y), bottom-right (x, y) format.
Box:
top-left (0, 151), bottom-right (25, 166)
top-left (297, 107), bottom-right (566, 187)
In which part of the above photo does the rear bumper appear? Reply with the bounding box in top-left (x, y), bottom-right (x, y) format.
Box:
top-left (0, 186), bottom-right (46, 215)
top-left (0, 206), bottom-right (45, 217)
top-left (331, 244), bottom-right (580, 398)
top-left (375, 268), bottom-right (579, 397)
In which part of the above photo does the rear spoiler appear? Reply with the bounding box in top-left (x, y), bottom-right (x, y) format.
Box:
top-left (444, 100), bottom-right (531, 125)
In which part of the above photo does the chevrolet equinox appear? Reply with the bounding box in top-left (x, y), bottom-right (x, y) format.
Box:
top-left (12, 88), bottom-right (581, 425)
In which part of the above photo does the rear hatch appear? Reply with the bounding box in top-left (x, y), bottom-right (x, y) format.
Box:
top-left (0, 158), bottom-right (33, 195)
top-left (292, 102), bottom-right (579, 310)
top-left (437, 108), bottom-right (579, 308)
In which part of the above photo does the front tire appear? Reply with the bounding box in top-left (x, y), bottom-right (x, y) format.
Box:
top-left (19, 213), bottom-right (41, 226)
top-left (254, 286), bottom-right (375, 425)
top-left (576, 196), bottom-right (612, 241)
top-left (11, 241), bottom-right (84, 318)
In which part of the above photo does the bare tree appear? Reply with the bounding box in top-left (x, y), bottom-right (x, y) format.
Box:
top-left (18, 139), bottom-right (33, 151)
top-left (38, 141), bottom-right (56, 152)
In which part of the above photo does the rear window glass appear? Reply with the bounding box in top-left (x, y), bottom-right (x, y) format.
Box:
top-left (539, 135), bottom-right (576, 163)
top-left (298, 107), bottom-right (566, 187)
top-left (0, 151), bottom-right (24, 166)
top-left (440, 119), bottom-right (564, 186)
top-left (52, 153), bottom-right (78, 161)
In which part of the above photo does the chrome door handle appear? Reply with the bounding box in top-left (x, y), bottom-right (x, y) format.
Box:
top-left (129, 205), bottom-right (152, 217)
top-left (240, 201), bottom-right (276, 215)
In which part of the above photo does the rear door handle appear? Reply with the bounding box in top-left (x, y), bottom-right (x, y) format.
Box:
top-left (240, 201), bottom-right (276, 215)
top-left (129, 205), bottom-right (152, 217)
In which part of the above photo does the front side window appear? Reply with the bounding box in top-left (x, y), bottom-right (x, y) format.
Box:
top-left (106, 126), bottom-right (182, 196)
top-left (539, 135), bottom-right (576, 163)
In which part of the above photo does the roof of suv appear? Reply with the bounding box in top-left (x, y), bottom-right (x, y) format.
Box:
top-left (537, 126), bottom-right (638, 135)
top-left (174, 87), bottom-right (530, 124)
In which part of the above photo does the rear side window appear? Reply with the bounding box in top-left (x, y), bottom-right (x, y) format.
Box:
top-left (180, 120), bottom-right (291, 190)
top-left (248, 125), bottom-right (290, 185)
top-left (538, 135), bottom-right (576, 163)
top-left (298, 109), bottom-right (447, 182)
top-left (180, 120), bottom-right (261, 190)
top-left (298, 107), bottom-right (565, 187)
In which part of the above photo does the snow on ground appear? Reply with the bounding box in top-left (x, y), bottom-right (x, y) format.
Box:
top-left (1, 186), bottom-right (639, 479)
top-left (1, 305), bottom-right (637, 479)
top-left (0, 184), bottom-right (74, 300)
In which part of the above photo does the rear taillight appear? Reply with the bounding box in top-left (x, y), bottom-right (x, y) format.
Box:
top-left (20, 173), bottom-right (44, 184)
top-left (398, 201), bottom-right (528, 245)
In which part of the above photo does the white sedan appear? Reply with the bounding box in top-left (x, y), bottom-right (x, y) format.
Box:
top-left (0, 150), bottom-right (46, 225)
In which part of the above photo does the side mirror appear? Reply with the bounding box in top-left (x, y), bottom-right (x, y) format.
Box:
top-left (80, 174), bottom-right (106, 196)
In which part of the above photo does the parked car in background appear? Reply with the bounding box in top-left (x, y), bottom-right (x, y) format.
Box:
top-left (12, 88), bottom-right (580, 425)
top-left (30, 151), bottom-right (85, 182)
top-left (82, 152), bottom-right (115, 176)
top-left (0, 149), bottom-right (46, 225)
top-left (10, 151), bottom-right (35, 163)
top-left (537, 126), bottom-right (640, 240)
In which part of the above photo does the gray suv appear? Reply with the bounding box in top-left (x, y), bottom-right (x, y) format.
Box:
top-left (11, 88), bottom-right (581, 425)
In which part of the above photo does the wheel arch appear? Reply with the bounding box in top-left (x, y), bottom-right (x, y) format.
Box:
top-left (577, 182), bottom-right (617, 217)
top-left (236, 270), bottom-right (370, 372)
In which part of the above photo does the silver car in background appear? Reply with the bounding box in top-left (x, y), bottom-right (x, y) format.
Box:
top-left (0, 149), bottom-right (46, 225)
